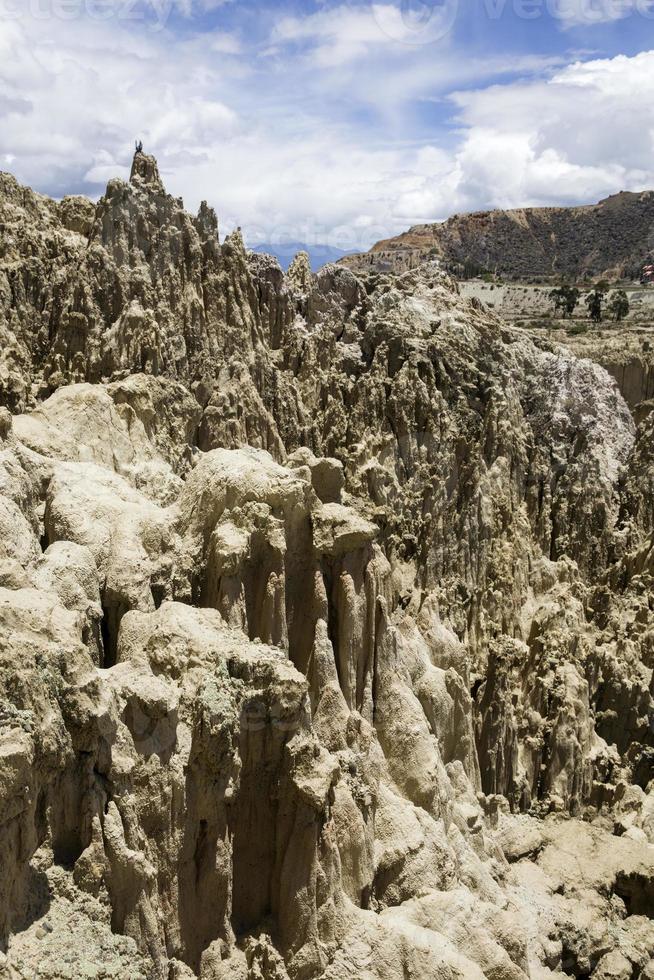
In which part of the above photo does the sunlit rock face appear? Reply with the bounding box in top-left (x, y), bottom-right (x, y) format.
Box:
top-left (1, 154), bottom-right (654, 980)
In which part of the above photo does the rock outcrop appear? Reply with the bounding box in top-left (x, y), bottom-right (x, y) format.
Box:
top-left (1, 153), bottom-right (654, 979)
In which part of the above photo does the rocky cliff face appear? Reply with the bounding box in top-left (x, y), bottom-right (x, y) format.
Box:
top-left (341, 190), bottom-right (654, 282)
top-left (1, 153), bottom-right (654, 979)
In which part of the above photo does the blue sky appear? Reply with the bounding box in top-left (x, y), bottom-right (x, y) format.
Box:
top-left (1, 0), bottom-right (654, 249)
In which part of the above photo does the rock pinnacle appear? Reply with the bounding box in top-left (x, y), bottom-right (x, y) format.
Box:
top-left (129, 146), bottom-right (164, 192)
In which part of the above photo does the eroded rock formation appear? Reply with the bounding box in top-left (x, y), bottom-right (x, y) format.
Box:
top-left (1, 153), bottom-right (654, 978)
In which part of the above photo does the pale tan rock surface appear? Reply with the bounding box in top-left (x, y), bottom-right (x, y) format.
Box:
top-left (1, 153), bottom-right (654, 978)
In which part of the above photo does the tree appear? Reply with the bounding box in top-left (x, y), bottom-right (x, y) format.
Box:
top-left (461, 259), bottom-right (486, 280)
top-left (608, 289), bottom-right (630, 323)
top-left (586, 283), bottom-right (607, 323)
top-left (549, 284), bottom-right (580, 318)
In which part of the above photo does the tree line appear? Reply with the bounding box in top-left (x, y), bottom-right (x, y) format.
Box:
top-left (549, 282), bottom-right (630, 323)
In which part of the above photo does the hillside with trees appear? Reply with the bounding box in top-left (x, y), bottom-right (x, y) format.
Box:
top-left (341, 190), bottom-right (654, 282)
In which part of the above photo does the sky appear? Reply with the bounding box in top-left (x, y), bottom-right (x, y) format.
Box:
top-left (1, 0), bottom-right (654, 251)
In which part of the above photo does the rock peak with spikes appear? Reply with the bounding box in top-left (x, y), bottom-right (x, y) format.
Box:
top-left (129, 144), bottom-right (164, 193)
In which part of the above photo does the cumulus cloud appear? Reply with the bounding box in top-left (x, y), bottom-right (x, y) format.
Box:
top-left (0, 12), bottom-right (242, 195)
top-left (185, 46), bottom-right (654, 245)
top-left (1, 2), bottom-right (654, 250)
top-left (449, 50), bottom-right (654, 208)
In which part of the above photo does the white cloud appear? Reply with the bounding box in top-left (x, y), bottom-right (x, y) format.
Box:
top-left (209, 31), bottom-right (241, 54)
top-left (1, 6), bottom-right (654, 251)
top-left (269, 3), bottom-right (460, 67)
top-left (449, 50), bottom-right (654, 209)
top-left (0, 13), bottom-right (243, 194)
top-left (271, 5), bottom-right (396, 66)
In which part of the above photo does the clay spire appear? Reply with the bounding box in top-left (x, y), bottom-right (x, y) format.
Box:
top-left (129, 142), bottom-right (164, 192)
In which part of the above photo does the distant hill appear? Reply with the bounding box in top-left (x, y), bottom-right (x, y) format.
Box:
top-left (250, 241), bottom-right (355, 272)
top-left (340, 191), bottom-right (654, 282)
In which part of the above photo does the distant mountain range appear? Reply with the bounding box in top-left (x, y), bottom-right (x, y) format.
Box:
top-left (340, 191), bottom-right (654, 283)
top-left (250, 241), bottom-right (355, 272)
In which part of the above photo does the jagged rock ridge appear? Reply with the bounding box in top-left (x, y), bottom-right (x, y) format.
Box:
top-left (1, 152), bottom-right (654, 979)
